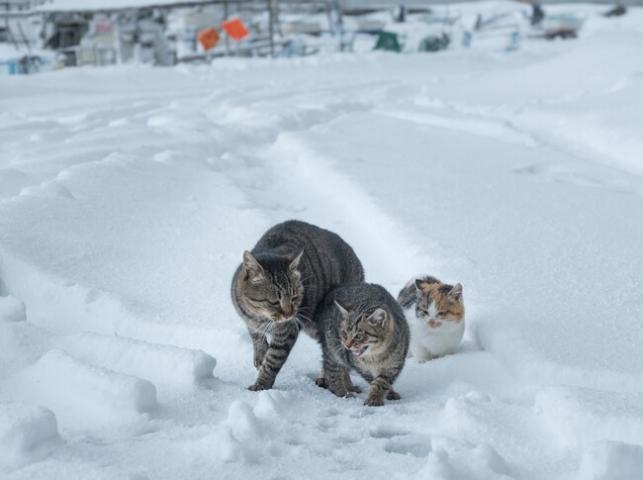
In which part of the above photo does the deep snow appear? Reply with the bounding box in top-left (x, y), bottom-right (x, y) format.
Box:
top-left (1, 3), bottom-right (643, 479)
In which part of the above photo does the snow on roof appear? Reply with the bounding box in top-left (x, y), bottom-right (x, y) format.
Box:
top-left (35, 0), bottom-right (220, 13)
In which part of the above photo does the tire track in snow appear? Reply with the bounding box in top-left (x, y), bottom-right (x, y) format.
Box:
top-left (205, 81), bottom-right (442, 290)
top-left (259, 133), bottom-right (437, 288)
top-left (410, 95), bottom-right (643, 196)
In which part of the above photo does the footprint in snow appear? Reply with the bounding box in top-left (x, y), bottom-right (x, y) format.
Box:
top-left (369, 425), bottom-right (410, 439)
top-left (384, 436), bottom-right (431, 458)
top-left (317, 417), bottom-right (337, 432)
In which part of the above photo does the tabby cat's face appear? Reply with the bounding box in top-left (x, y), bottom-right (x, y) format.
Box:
top-left (415, 279), bottom-right (464, 325)
top-left (335, 302), bottom-right (390, 358)
top-left (240, 250), bottom-right (304, 322)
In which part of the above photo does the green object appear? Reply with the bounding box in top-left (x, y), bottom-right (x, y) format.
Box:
top-left (374, 31), bottom-right (402, 52)
top-left (419, 33), bottom-right (451, 52)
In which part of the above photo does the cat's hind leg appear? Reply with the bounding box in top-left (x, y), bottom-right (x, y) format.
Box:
top-left (323, 355), bottom-right (353, 398)
top-left (386, 389), bottom-right (401, 401)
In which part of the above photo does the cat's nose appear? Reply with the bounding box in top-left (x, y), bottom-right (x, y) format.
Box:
top-left (282, 305), bottom-right (294, 318)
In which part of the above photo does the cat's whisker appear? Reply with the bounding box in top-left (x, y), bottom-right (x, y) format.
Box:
top-left (258, 320), bottom-right (274, 337)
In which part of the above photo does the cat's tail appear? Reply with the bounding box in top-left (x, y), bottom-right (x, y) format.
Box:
top-left (397, 278), bottom-right (418, 309)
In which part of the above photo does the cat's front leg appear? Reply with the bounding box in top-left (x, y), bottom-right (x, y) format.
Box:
top-left (248, 327), bottom-right (269, 370)
top-left (315, 366), bottom-right (329, 389)
top-left (364, 375), bottom-right (392, 407)
top-left (248, 320), bottom-right (299, 391)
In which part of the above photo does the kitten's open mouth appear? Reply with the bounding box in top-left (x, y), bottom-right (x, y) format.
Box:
top-left (351, 346), bottom-right (368, 357)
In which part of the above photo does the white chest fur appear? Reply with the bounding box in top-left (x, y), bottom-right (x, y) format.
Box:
top-left (405, 307), bottom-right (464, 361)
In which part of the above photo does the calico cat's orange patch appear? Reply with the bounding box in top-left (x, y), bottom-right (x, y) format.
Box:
top-left (416, 278), bottom-right (464, 322)
top-left (433, 292), bottom-right (465, 320)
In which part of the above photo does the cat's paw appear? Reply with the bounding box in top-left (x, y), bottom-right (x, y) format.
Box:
top-left (364, 396), bottom-right (384, 407)
top-left (315, 377), bottom-right (328, 389)
top-left (329, 387), bottom-right (352, 398)
top-left (247, 383), bottom-right (270, 391)
top-left (386, 389), bottom-right (401, 401)
top-left (349, 384), bottom-right (362, 394)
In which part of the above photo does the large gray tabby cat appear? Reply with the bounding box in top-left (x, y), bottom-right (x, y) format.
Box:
top-left (317, 283), bottom-right (409, 406)
top-left (231, 220), bottom-right (364, 391)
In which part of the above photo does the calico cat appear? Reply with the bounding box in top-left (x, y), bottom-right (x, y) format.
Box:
top-left (317, 283), bottom-right (409, 406)
top-left (398, 276), bottom-right (464, 362)
top-left (231, 220), bottom-right (364, 391)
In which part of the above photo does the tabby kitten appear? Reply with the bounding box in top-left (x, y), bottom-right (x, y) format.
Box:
top-left (398, 276), bottom-right (464, 362)
top-left (317, 283), bottom-right (409, 407)
top-left (231, 220), bottom-right (364, 391)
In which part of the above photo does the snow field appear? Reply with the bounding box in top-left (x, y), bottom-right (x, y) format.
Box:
top-left (10, 350), bottom-right (157, 429)
top-left (58, 332), bottom-right (216, 386)
top-left (0, 295), bottom-right (26, 323)
top-left (536, 386), bottom-right (643, 448)
top-left (0, 402), bottom-right (58, 468)
top-left (579, 440), bottom-right (643, 480)
top-left (0, 3), bottom-right (642, 479)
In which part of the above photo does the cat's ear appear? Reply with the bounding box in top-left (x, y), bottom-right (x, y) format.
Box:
top-left (243, 251), bottom-right (264, 281)
top-left (448, 283), bottom-right (463, 301)
top-left (289, 250), bottom-right (304, 272)
top-left (414, 279), bottom-right (424, 291)
top-left (366, 308), bottom-right (388, 328)
top-left (334, 300), bottom-right (349, 319)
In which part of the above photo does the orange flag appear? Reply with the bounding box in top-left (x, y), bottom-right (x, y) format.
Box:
top-left (197, 27), bottom-right (220, 51)
top-left (221, 18), bottom-right (249, 41)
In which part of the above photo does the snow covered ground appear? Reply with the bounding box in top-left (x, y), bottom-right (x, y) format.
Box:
top-left (1, 2), bottom-right (643, 479)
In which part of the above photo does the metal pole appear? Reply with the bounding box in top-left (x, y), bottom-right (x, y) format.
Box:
top-left (337, 0), bottom-right (344, 51)
top-left (268, 0), bottom-right (274, 57)
top-left (223, 0), bottom-right (229, 56)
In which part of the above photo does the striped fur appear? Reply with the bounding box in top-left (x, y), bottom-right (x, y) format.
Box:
top-left (317, 283), bottom-right (409, 406)
top-left (231, 220), bottom-right (364, 391)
